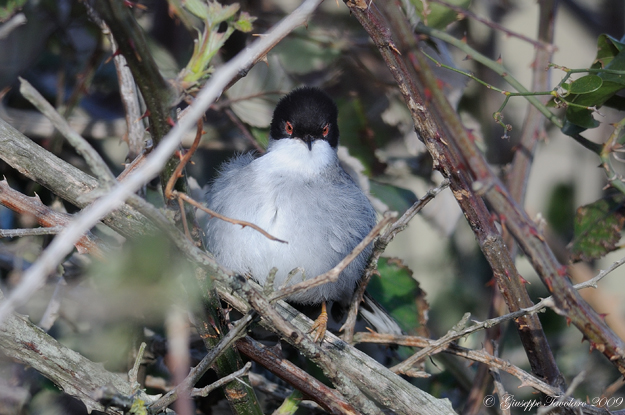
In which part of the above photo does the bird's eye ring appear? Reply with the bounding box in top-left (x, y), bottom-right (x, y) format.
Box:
top-left (285, 121), bottom-right (293, 135)
top-left (322, 124), bottom-right (330, 137)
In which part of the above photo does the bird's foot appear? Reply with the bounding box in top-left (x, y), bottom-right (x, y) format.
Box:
top-left (308, 301), bottom-right (328, 343)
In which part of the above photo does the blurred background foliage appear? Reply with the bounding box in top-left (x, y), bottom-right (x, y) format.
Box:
top-left (1, 0), bottom-right (625, 414)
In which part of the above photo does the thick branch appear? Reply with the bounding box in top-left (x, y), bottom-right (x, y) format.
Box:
top-left (349, 1), bottom-right (563, 386)
top-left (379, 4), bottom-right (625, 375)
top-left (0, 118), bottom-right (154, 238)
top-left (237, 336), bottom-right (360, 415)
top-left (0, 302), bottom-right (147, 414)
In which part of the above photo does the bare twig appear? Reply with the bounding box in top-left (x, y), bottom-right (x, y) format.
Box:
top-left (270, 211), bottom-right (397, 302)
top-left (164, 119), bottom-right (203, 200)
top-left (355, 331), bottom-right (558, 396)
top-left (234, 276), bottom-right (386, 415)
top-left (38, 276), bottom-right (66, 331)
top-left (149, 312), bottom-right (255, 413)
top-left (429, 0), bottom-right (555, 52)
top-left (0, 0), bottom-right (325, 325)
top-left (101, 21), bottom-right (145, 159)
top-left (391, 253), bottom-right (625, 375)
top-left (224, 108), bottom-right (266, 153)
top-left (0, 301), bottom-right (151, 413)
top-left (489, 343), bottom-right (510, 415)
top-left (0, 226), bottom-right (63, 237)
top-left (128, 342), bottom-right (147, 392)
top-left (191, 362), bottom-right (253, 398)
top-left (166, 307), bottom-right (192, 415)
top-left (174, 191), bottom-right (287, 243)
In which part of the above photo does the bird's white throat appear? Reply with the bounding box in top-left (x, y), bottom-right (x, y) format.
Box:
top-left (262, 138), bottom-right (337, 177)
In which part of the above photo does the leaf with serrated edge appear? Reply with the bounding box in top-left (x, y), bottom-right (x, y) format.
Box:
top-left (570, 195), bottom-right (625, 262)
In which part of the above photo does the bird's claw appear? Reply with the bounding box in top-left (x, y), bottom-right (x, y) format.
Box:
top-left (308, 302), bottom-right (328, 343)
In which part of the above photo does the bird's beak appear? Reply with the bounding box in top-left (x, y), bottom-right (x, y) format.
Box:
top-left (302, 135), bottom-right (314, 151)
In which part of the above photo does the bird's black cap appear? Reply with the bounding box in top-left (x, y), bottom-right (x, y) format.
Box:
top-left (270, 87), bottom-right (339, 149)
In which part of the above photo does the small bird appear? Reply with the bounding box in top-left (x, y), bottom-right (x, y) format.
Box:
top-left (205, 87), bottom-right (389, 341)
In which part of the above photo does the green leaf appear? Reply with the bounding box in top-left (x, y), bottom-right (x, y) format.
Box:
top-left (409, 0), bottom-right (471, 30)
top-left (234, 12), bottom-right (255, 32)
top-left (564, 105), bottom-right (600, 129)
top-left (206, 2), bottom-right (240, 27)
top-left (273, 32), bottom-right (342, 75)
top-left (569, 195), bottom-right (625, 262)
top-left (0, 0), bottom-right (28, 21)
top-left (594, 34), bottom-right (625, 68)
top-left (369, 181), bottom-right (418, 214)
top-left (182, 0), bottom-right (209, 19)
top-left (568, 75), bottom-right (603, 94)
top-left (561, 34), bottom-right (625, 134)
top-left (368, 257), bottom-right (429, 333)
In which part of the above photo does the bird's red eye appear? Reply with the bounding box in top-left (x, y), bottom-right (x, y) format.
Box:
top-left (285, 121), bottom-right (293, 135)
top-left (322, 124), bottom-right (330, 137)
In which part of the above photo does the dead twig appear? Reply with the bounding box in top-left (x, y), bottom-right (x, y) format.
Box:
top-left (164, 119), bottom-right (204, 201)
top-left (175, 191), bottom-right (287, 244)
top-left (0, 226), bottom-right (64, 237)
top-left (191, 362), bottom-right (252, 398)
top-left (148, 312), bottom-right (255, 413)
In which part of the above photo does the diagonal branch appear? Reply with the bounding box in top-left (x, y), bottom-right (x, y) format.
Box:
top-left (347, 0), bottom-right (565, 386)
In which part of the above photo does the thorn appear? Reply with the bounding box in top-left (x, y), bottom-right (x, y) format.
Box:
top-left (528, 226), bottom-right (545, 241)
top-left (388, 42), bottom-right (401, 55)
top-left (496, 54), bottom-right (503, 64)
top-left (138, 110), bottom-right (151, 121)
top-left (485, 277), bottom-right (496, 287)
top-left (557, 265), bottom-right (568, 277)
top-left (519, 275), bottom-right (530, 285)
top-left (566, 317), bottom-right (572, 326)
top-left (166, 116), bottom-right (176, 127)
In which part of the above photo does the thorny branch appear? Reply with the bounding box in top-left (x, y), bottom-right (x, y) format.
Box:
top-left (350, 0), bottom-right (564, 388)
